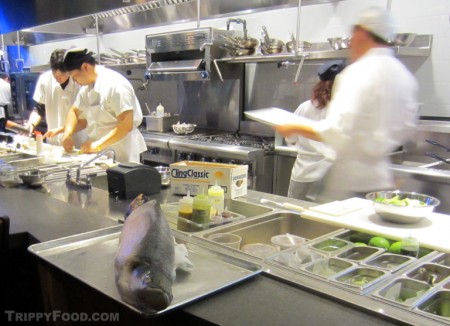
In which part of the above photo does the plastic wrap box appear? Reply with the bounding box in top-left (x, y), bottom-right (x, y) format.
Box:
top-left (170, 161), bottom-right (248, 199)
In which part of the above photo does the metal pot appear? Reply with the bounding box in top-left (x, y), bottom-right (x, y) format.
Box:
top-left (19, 170), bottom-right (47, 187)
top-left (261, 39), bottom-right (284, 54)
top-left (286, 40), bottom-right (312, 53)
top-left (233, 37), bottom-right (258, 49)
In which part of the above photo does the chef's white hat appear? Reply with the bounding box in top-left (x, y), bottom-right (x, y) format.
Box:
top-left (354, 6), bottom-right (395, 43)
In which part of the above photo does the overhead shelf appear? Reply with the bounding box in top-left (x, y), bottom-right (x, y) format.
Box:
top-left (216, 34), bottom-right (433, 64)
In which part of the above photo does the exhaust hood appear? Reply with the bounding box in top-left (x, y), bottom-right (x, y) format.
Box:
top-left (1, 0), bottom-right (344, 45)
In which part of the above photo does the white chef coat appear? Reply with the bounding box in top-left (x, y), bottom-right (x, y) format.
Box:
top-left (73, 65), bottom-right (146, 163)
top-left (33, 71), bottom-right (87, 146)
top-left (314, 48), bottom-right (418, 197)
top-left (0, 78), bottom-right (11, 106)
top-left (287, 100), bottom-right (334, 183)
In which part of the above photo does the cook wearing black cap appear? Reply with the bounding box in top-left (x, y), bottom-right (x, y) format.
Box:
top-left (61, 48), bottom-right (147, 162)
top-left (284, 61), bottom-right (345, 201)
top-left (277, 6), bottom-right (419, 203)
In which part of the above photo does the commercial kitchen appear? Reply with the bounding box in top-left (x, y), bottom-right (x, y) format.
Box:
top-left (1, 0), bottom-right (450, 325)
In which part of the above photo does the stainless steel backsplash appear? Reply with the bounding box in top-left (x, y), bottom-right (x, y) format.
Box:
top-left (118, 62), bottom-right (317, 134)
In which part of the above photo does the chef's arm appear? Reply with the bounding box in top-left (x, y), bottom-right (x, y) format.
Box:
top-left (63, 106), bottom-right (87, 137)
top-left (91, 110), bottom-right (133, 151)
top-left (27, 102), bottom-right (45, 130)
top-left (62, 106), bottom-right (87, 152)
top-left (275, 124), bottom-right (324, 142)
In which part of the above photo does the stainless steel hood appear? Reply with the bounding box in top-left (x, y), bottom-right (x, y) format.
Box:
top-left (2, 0), bottom-right (344, 45)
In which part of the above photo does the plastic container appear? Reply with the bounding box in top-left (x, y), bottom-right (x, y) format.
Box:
top-left (271, 234), bottom-right (306, 250)
top-left (156, 102), bottom-right (165, 118)
top-left (191, 193), bottom-right (211, 231)
top-left (0, 164), bottom-right (20, 188)
top-left (35, 131), bottom-right (43, 155)
top-left (241, 243), bottom-right (278, 257)
top-left (208, 233), bottom-right (242, 249)
top-left (177, 192), bottom-right (193, 232)
top-left (208, 182), bottom-right (224, 216)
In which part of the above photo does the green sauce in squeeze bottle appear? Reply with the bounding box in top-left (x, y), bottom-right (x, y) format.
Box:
top-left (191, 190), bottom-right (211, 231)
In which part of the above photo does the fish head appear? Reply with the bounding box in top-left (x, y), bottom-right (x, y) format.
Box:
top-left (117, 262), bottom-right (173, 312)
top-left (124, 194), bottom-right (152, 219)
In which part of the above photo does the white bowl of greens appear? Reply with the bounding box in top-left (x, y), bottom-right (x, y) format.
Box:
top-left (366, 191), bottom-right (440, 224)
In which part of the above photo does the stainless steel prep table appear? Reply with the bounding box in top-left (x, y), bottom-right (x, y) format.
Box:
top-left (0, 185), bottom-right (405, 325)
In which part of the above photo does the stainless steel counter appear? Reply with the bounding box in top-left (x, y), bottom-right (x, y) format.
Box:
top-left (0, 179), bottom-right (437, 325)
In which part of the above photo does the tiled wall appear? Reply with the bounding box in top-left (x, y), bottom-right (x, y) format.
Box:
top-left (28, 0), bottom-right (450, 118)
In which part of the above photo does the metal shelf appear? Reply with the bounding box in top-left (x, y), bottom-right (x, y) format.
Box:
top-left (216, 35), bottom-right (433, 64)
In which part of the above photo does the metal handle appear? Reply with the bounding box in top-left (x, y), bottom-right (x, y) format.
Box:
top-left (213, 59), bottom-right (224, 82)
top-left (426, 139), bottom-right (450, 152)
top-left (294, 55), bottom-right (306, 83)
top-left (227, 18), bottom-right (247, 39)
top-left (425, 152), bottom-right (450, 164)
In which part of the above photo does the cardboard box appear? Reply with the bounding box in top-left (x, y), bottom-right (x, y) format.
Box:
top-left (170, 161), bottom-right (248, 199)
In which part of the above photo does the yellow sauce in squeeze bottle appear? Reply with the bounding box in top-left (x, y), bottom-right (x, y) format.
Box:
top-left (208, 182), bottom-right (225, 217)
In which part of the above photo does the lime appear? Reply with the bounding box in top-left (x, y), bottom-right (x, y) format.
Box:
top-left (369, 236), bottom-right (390, 249)
top-left (388, 241), bottom-right (402, 254)
top-left (354, 242), bottom-right (367, 247)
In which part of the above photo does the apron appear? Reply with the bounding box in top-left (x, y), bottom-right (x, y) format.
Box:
top-left (84, 104), bottom-right (146, 163)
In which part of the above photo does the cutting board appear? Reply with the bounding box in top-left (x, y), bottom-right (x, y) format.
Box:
top-left (302, 200), bottom-right (450, 252)
top-left (244, 107), bottom-right (314, 127)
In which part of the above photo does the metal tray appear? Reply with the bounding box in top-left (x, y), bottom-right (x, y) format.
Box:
top-left (28, 225), bottom-right (262, 316)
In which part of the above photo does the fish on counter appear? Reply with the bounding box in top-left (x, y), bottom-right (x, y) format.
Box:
top-left (115, 198), bottom-right (176, 313)
top-left (116, 194), bottom-right (194, 313)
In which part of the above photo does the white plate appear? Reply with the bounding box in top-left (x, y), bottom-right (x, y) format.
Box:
top-left (244, 107), bottom-right (314, 127)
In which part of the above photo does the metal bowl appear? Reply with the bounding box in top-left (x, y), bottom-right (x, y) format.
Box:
top-left (327, 37), bottom-right (350, 50)
top-left (391, 33), bottom-right (417, 46)
top-left (172, 123), bottom-right (196, 135)
top-left (286, 41), bottom-right (312, 53)
top-left (19, 170), bottom-right (47, 187)
top-left (366, 191), bottom-right (440, 224)
top-left (261, 39), bottom-right (284, 54)
top-left (155, 166), bottom-right (170, 186)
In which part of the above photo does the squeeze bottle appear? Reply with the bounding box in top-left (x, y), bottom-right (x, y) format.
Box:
top-left (191, 192), bottom-right (211, 231)
top-left (177, 191), bottom-right (193, 232)
top-left (35, 131), bottom-right (43, 155)
top-left (156, 102), bottom-right (165, 118)
top-left (208, 182), bottom-right (224, 216)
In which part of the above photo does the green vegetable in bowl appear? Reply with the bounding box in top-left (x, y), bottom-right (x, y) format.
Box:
top-left (374, 195), bottom-right (426, 206)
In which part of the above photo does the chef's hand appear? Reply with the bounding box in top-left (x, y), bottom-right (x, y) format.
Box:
top-left (80, 140), bottom-right (102, 154)
top-left (43, 126), bottom-right (64, 140)
top-left (21, 122), bottom-right (34, 136)
top-left (62, 135), bottom-right (75, 153)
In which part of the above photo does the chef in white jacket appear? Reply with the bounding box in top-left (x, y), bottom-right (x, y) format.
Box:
top-left (286, 62), bottom-right (345, 201)
top-left (27, 49), bottom-right (87, 146)
top-left (62, 48), bottom-right (147, 163)
top-left (276, 7), bottom-right (419, 202)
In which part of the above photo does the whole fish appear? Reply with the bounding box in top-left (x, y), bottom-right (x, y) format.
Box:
top-left (115, 199), bottom-right (175, 313)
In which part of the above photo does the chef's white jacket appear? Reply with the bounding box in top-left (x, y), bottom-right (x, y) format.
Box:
top-left (73, 66), bottom-right (146, 163)
top-left (33, 71), bottom-right (87, 146)
top-left (314, 48), bottom-right (418, 194)
top-left (287, 100), bottom-right (334, 183)
top-left (0, 78), bottom-right (11, 107)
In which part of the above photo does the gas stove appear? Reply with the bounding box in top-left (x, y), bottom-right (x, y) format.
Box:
top-left (188, 133), bottom-right (275, 151)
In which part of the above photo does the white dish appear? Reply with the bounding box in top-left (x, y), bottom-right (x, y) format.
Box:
top-left (244, 107), bottom-right (314, 127)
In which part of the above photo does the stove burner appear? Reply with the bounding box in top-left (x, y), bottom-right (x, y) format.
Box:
top-left (188, 133), bottom-right (274, 151)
